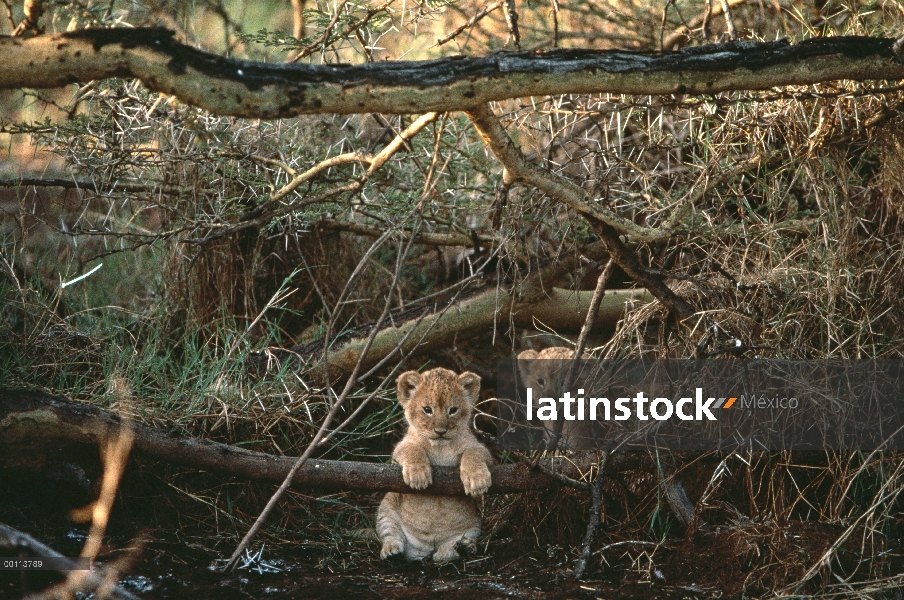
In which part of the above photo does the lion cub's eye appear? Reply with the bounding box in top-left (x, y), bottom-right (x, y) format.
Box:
top-left (448, 407), bottom-right (458, 416)
top-left (423, 406), bottom-right (433, 415)
top-left (536, 378), bottom-right (547, 387)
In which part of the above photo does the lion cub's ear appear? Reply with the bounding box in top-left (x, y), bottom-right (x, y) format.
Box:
top-left (517, 349), bottom-right (539, 360)
top-left (458, 372), bottom-right (481, 405)
top-left (397, 371), bottom-right (422, 407)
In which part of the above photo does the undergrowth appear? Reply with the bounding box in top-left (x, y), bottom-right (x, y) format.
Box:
top-left (2, 0), bottom-right (904, 596)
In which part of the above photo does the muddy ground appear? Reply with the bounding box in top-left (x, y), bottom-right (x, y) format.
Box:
top-left (3, 461), bottom-right (895, 600)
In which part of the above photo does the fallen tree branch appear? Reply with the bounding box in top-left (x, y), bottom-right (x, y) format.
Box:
top-left (312, 218), bottom-right (500, 247)
top-left (2, 29), bottom-right (904, 116)
top-left (265, 237), bottom-right (648, 383)
top-left (0, 389), bottom-right (604, 496)
top-left (285, 286), bottom-right (652, 383)
top-left (572, 452), bottom-right (607, 579)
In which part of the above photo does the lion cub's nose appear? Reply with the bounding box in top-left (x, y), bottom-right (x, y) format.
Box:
top-left (434, 428), bottom-right (447, 435)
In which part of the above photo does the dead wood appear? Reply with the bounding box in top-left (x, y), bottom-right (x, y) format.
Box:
top-left (2, 29), bottom-right (904, 116)
top-left (279, 286), bottom-right (651, 384)
top-left (270, 239), bottom-right (650, 383)
top-left (0, 391), bottom-right (714, 531)
top-left (0, 389), bottom-right (611, 496)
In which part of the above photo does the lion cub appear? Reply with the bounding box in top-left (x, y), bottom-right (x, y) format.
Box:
top-left (517, 347), bottom-right (597, 450)
top-left (377, 368), bottom-right (493, 563)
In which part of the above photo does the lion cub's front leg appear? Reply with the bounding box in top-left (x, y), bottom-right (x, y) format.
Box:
top-left (395, 441), bottom-right (433, 490)
top-left (459, 446), bottom-right (492, 497)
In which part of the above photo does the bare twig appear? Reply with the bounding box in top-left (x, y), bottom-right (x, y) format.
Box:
top-left (662, 0), bottom-right (746, 49)
top-left (291, 0), bottom-right (306, 39)
top-left (718, 0), bottom-right (737, 39)
top-left (588, 217), bottom-right (696, 324)
top-left (436, 2), bottom-right (501, 46)
top-left (701, 0), bottom-right (713, 40)
top-left (12, 0), bottom-right (43, 35)
top-left (572, 452), bottom-right (608, 579)
top-left (291, 1), bottom-right (391, 62)
top-left (188, 114), bottom-right (437, 245)
top-left (549, 259), bottom-right (615, 450)
top-left (501, 0), bottom-right (521, 49)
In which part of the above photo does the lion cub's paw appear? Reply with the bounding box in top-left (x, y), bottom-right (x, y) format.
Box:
top-left (433, 543), bottom-right (461, 564)
top-left (380, 537), bottom-right (404, 560)
top-left (401, 460), bottom-right (433, 490)
top-left (454, 536), bottom-right (477, 557)
top-left (460, 463), bottom-right (491, 497)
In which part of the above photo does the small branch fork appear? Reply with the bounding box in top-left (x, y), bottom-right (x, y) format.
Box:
top-left (190, 113), bottom-right (439, 246)
top-left (436, 2), bottom-right (501, 46)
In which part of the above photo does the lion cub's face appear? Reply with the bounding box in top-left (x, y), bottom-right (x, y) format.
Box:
top-left (397, 368), bottom-right (480, 442)
top-left (517, 347), bottom-right (576, 399)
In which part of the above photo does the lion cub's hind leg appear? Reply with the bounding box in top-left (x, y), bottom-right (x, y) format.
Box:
top-left (433, 527), bottom-right (481, 563)
top-left (376, 493), bottom-right (406, 560)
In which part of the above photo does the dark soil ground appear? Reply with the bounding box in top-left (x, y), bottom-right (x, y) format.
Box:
top-left (3, 462), bottom-right (898, 600)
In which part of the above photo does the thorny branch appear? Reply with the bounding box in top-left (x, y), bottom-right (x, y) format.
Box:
top-left (187, 113), bottom-right (438, 245)
top-left (466, 103), bottom-right (670, 242)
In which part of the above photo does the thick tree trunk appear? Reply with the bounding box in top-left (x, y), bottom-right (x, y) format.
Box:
top-left (1, 29), bottom-right (903, 116)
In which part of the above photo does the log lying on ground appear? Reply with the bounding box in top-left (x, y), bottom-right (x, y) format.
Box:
top-left (2, 29), bottom-right (904, 116)
top-left (0, 390), bottom-right (605, 496)
top-left (0, 390), bottom-right (704, 528)
top-left (286, 286), bottom-right (652, 383)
